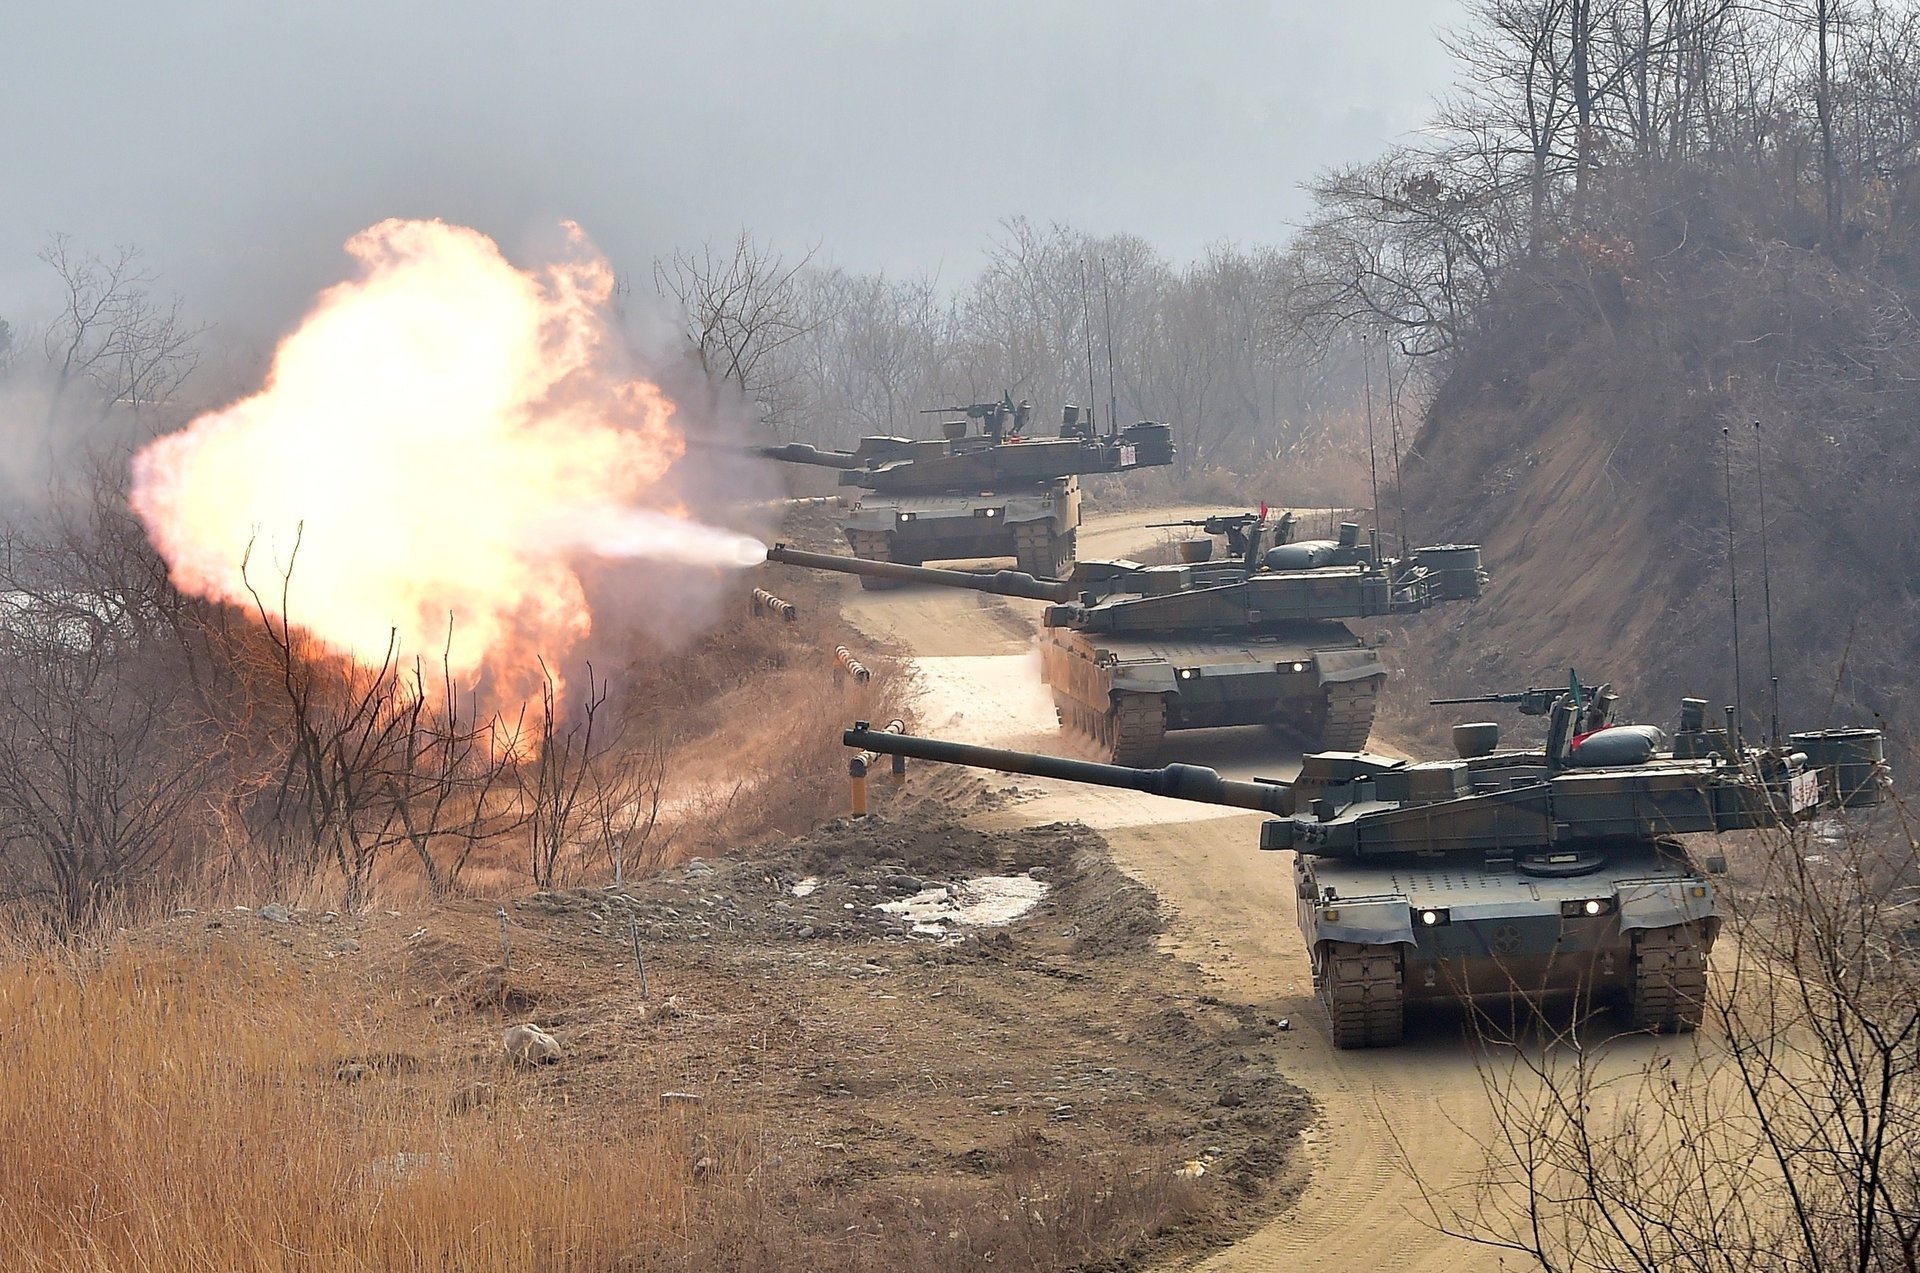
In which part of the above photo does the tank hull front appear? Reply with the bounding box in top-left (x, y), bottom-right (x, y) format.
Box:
top-left (1294, 841), bottom-right (1722, 1046)
top-left (841, 479), bottom-right (1080, 566)
top-left (1040, 624), bottom-right (1385, 757)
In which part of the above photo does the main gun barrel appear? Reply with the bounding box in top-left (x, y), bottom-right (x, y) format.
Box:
top-left (757, 442), bottom-right (864, 470)
top-left (766, 544), bottom-right (1075, 602)
top-left (843, 723), bottom-right (1295, 815)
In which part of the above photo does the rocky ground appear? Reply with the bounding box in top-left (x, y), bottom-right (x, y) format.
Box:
top-left (168, 811), bottom-right (1314, 1269)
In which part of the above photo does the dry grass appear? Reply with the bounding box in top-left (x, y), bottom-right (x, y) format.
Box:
top-left (0, 931), bottom-right (1197, 1272)
top-left (0, 942), bottom-right (721, 1271)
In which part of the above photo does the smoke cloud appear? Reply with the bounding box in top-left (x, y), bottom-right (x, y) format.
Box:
top-left (129, 217), bottom-right (766, 713)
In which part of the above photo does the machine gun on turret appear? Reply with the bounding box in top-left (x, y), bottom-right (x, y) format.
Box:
top-left (919, 396), bottom-right (1030, 442)
top-left (1144, 511), bottom-right (1295, 566)
top-left (1432, 684), bottom-right (1609, 718)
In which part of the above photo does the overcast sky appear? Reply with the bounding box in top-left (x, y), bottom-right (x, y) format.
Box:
top-left (3, 0), bottom-right (1468, 340)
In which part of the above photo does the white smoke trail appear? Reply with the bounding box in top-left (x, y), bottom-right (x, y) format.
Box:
top-left (545, 507), bottom-right (768, 568)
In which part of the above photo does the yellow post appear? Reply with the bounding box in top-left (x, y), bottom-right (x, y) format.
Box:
top-left (848, 756), bottom-right (869, 816)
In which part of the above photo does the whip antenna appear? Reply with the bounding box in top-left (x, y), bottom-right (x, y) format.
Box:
top-left (1078, 257), bottom-right (1098, 430)
top-left (1363, 337), bottom-right (1382, 542)
top-left (1100, 258), bottom-right (1118, 439)
top-left (1753, 419), bottom-right (1780, 743)
top-left (1382, 335), bottom-right (1411, 556)
top-left (1721, 426), bottom-right (1744, 743)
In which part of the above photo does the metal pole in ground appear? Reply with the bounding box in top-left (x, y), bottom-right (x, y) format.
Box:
top-left (628, 913), bottom-right (650, 999)
top-left (497, 906), bottom-right (511, 971)
top-left (849, 755), bottom-right (870, 815)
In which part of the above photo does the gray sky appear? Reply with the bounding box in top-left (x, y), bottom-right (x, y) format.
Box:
top-left (3, 0), bottom-right (1467, 340)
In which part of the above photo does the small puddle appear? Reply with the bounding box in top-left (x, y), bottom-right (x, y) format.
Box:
top-left (876, 874), bottom-right (1051, 937)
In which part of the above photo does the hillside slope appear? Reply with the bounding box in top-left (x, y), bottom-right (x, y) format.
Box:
top-left (1388, 190), bottom-right (1920, 754)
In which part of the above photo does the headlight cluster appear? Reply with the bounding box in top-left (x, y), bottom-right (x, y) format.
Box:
top-left (1559, 897), bottom-right (1616, 918)
top-left (1416, 907), bottom-right (1451, 927)
top-left (898, 511), bottom-right (917, 522)
top-left (1176, 667), bottom-right (1200, 680)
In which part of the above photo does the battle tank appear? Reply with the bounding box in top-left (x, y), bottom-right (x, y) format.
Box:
top-left (757, 399), bottom-right (1174, 581)
top-left (765, 510), bottom-right (1485, 762)
top-left (843, 678), bottom-right (1888, 1047)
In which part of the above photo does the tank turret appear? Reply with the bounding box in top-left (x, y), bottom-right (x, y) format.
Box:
top-left (845, 679), bottom-right (1888, 1047)
top-left (767, 510), bottom-right (1486, 761)
top-left (785, 418), bottom-right (1174, 496)
top-left (754, 400), bottom-right (1175, 580)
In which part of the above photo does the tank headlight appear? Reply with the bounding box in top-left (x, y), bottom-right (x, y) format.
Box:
top-left (1689, 885), bottom-right (1708, 899)
top-left (899, 512), bottom-right (916, 522)
top-left (1290, 661), bottom-right (1308, 673)
top-left (1176, 667), bottom-right (1200, 680)
top-left (1560, 898), bottom-right (1616, 918)
top-left (1416, 907), bottom-right (1450, 926)
top-left (977, 508), bottom-right (1000, 518)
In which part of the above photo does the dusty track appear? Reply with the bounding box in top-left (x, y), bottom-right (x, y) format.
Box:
top-left (838, 507), bottom-right (1515, 1271)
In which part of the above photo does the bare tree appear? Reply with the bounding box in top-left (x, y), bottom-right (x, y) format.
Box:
top-left (511, 664), bottom-right (611, 891)
top-left (653, 231), bottom-right (824, 425)
top-left (1289, 151), bottom-right (1513, 361)
top-left (38, 233), bottom-right (205, 417)
top-left (0, 595), bottom-right (210, 929)
top-left (1429, 811), bottom-right (1920, 1272)
top-left (381, 649), bottom-right (525, 897)
top-left (0, 483), bottom-right (220, 928)
top-left (587, 735), bottom-right (672, 887)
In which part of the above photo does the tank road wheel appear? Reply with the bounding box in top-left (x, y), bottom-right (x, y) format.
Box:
top-left (848, 531), bottom-right (901, 591)
top-left (1309, 679), bottom-right (1380, 752)
top-left (1628, 924), bottom-right (1708, 1033)
top-left (1316, 941), bottom-right (1405, 1049)
top-left (1050, 689), bottom-right (1075, 730)
top-left (1106, 693), bottom-right (1166, 766)
top-left (1055, 528), bottom-right (1078, 574)
top-left (1014, 523), bottom-right (1072, 578)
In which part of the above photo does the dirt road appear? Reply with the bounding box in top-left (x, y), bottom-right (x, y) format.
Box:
top-left (837, 507), bottom-right (1519, 1271)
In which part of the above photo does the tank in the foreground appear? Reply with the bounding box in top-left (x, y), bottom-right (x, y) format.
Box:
top-left (843, 680), bottom-right (1888, 1047)
top-left (768, 510), bottom-right (1486, 761)
top-left (757, 401), bottom-right (1174, 580)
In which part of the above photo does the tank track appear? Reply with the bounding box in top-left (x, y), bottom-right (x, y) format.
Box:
top-left (1316, 940), bottom-right (1405, 1048)
top-left (848, 531), bottom-right (908, 591)
top-left (1055, 689), bottom-right (1165, 765)
top-left (1629, 924), bottom-right (1708, 1033)
top-left (1014, 523), bottom-right (1074, 578)
top-left (1313, 679), bottom-right (1380, 751)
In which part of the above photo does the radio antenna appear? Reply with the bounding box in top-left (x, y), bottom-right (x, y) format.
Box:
top-left (1721, 426), bottom-right (1744, 743)
top-left (1100, 258), bottom-right (1118, 439)
top-left (1753, 419), bottom-right (1780, 743)
top-left (1363, 337), bottom-right (1383, 540)
top-left (1382, 334), bottom-right (1412, 556)
top-left (1078, 257), bottom-right (1098, 430)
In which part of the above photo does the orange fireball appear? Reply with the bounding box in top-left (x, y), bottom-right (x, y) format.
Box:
top-left (130, 218), bottom-right (753, 714)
